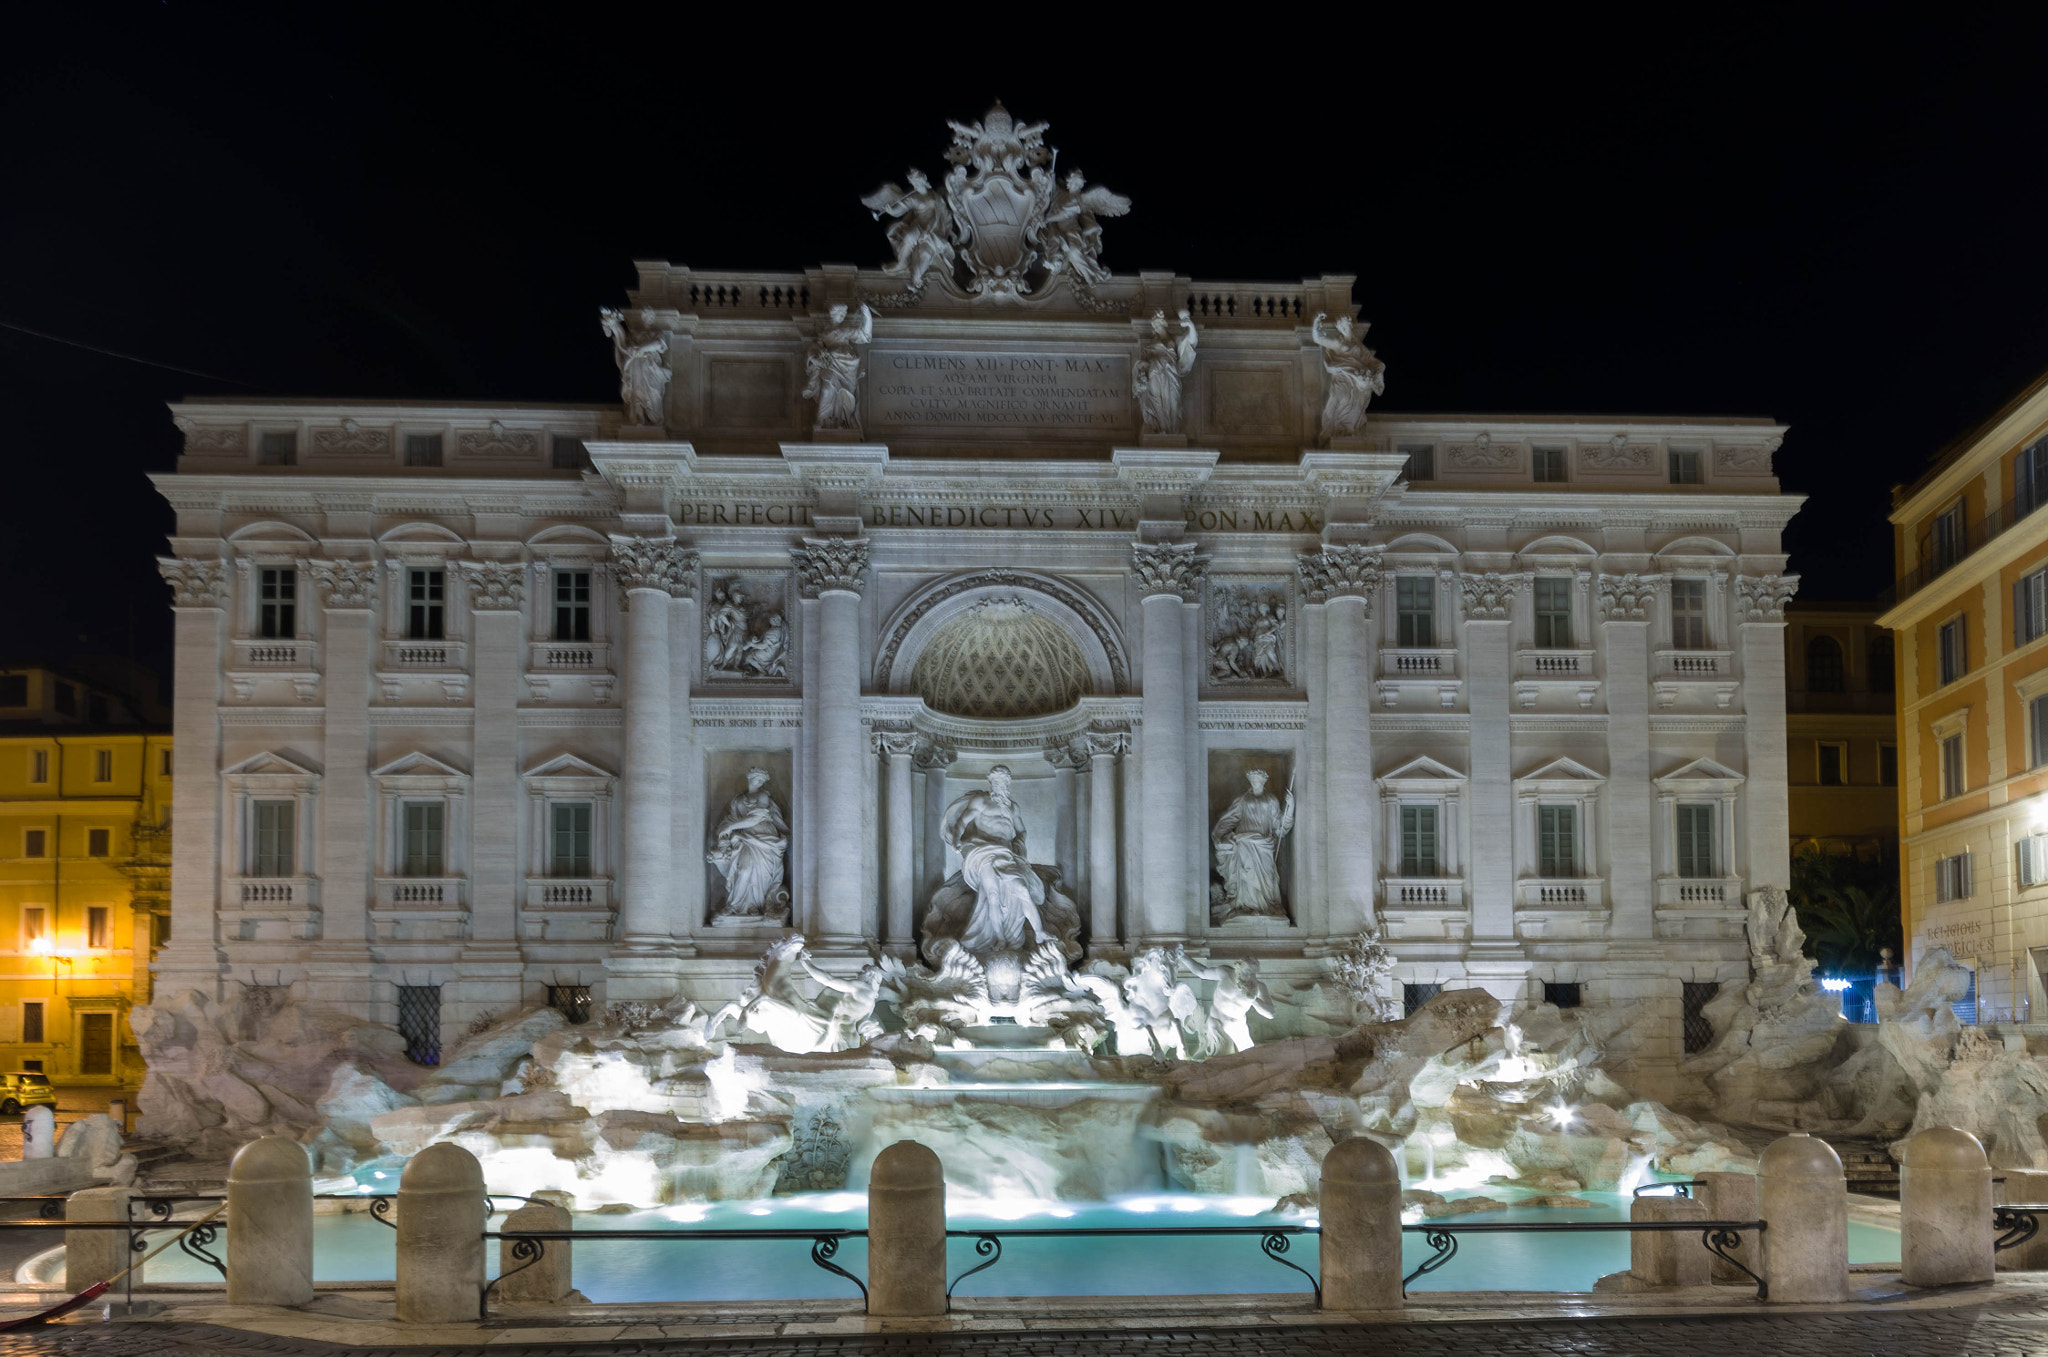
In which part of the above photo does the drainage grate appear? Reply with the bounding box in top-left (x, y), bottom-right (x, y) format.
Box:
top-left (1682, 980), bottom-right (1719, 1053)
top-left (397, 984), bottom-right (442, 1065)
top-left (1402, 981), bottom-right (1443, 1016)
top-left (547, 984), bottom-right (593, 1025)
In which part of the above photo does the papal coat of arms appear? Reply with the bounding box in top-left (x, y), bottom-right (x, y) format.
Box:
top-left (861, 104), bottom-right (1131, 301)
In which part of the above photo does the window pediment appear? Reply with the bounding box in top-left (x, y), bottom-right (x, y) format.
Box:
top-left (1517, 755), bottom-right (1604, 785)
top-left (1654, 755), bottom-right (1744, 792)
top-left (223, 751), bottom-right (322, 779)
top-left (1378, 754), bottom-right (1466, 792)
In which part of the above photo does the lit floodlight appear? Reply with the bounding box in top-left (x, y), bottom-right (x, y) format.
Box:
top-left (1819, 977), bottom-right (1852, 992)
top-left (1545, 1103), bottom-right (1577, 1128)
top-left (27, 938), bottom-right (50, 956)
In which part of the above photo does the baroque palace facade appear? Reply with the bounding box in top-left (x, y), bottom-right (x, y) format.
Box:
top-left (151, 110), bottom-right (1801, 1097)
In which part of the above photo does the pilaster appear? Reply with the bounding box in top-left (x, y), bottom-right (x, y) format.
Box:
top-left (1460, 570), bottom-right (1528, 975)
top-left (154, 558), bottom-right (230, 1000)
top-left (1599, 572), bottom-right (1659, 940)
top-left (1132, 540), bottom-right (1206, 945)
top-left (1301, 545), bottom-right (1381, 939)
top-left (1737, 573), bottom-right (1799, 891)
top-left (876, 729), bottom-right (919, 953)
top-left (300, 556), bottom-right (379, 1017)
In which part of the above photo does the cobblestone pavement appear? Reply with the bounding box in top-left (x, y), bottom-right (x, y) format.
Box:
top-left (7, 1298), bottom-right (2048, 1357)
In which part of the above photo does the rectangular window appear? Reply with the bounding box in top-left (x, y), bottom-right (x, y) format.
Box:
top-left (551, 435), bottom-right (587, 471)
top-left (1676, 803), bottom-right (1716, 878)
top-left (2018, 569), bottom-right (2048, 648)
top-left (400, 801), bottom-right (445, 877)
top-left (258, 431), bottom-right (297, 466)
top-left (547, 984), bottom-right (593, 1025)
top-left (252, 800), bottom-right (295, 877)
top-left (1682, 981), bottom-right (1719, 1053)
top-left (85, 907), bottom-right (108, 950)
top-left (85, 828), bottom-right (109, 858)
top-left (1395, 575), bottom-right (1435, 648)
top-left (0, 675), bottom-right (24, 706)
top-left (92, 750), bottom-right (111, 783)
top-left (1402, 981), bottom-right (1443, 1017)
top-left (404, 433), bottom-right (444, 467)
top-left (1940, 733), bottom-right (1966, 799)
top-left (1935, 851), bottom-right (1974, 903)
top-left (1538, 804), bottom-right (1578, 877)
top-left (554, 570), bottom-right (593, 642)
top-left (1931, 501), bottom-right (1966, 573)
top-left (22, 830), bottom-right (45, 859)
top-left (1398, 805), bottom-right (1439, 877)
top-left (22, 1002), bottom-right (43, 1045)
top-left (21, 908), bottom-right (45, 949)
top-left (258, 566), bottom-right (296, 639)
top-left (1543, 981), bottom-right (1583, 1009)
top-left (1532, 447), bottom-right (1568, 483)
top-left (29, 750), bottom-right (46, 784)
top-left (1534, 577), bottom-right (1573, 648)
top-left (550, 802), bottom-right (593, 878)
top-left (407, 569), bottom-right (446, 640)
top-left (1953, 965), bottom-right (1978, 1025)
top-left (1880, 742), bottom-right (1898, 786)
top-left (2020, 436), bottom-right (2048, 516)
top-left (160, 749), bottom-right (173, 778)
top-left (2033, 697), bottom-right (2048, 770)
top-left (397, 985), bottom-right (441, 1066)
top-left (1670, 579), bottom-right (1708, 650)
top-left (1668, 448), bottom-right (1702, 485)
top-left (1939, 615), bottom-right (1966, 685)
top-left (2020, 833), bottom-right (2048, 889)
top-left (1400, 445), bottom-right (1435, 482)
top-left (52, 684), bottom-right (75, 717)
top-left (1817, 742), bottom-right (1847, 786)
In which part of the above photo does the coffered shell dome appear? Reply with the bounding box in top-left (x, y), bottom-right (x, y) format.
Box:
top-left (912, 597), bottom-right (1091, 719)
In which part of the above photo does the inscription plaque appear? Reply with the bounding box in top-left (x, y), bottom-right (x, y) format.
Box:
top-left (865, 349), bottom-right (1135, 437)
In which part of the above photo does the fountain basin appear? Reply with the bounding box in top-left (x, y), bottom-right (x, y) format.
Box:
top-left (854, 1083), bottom-right (1164, 1200)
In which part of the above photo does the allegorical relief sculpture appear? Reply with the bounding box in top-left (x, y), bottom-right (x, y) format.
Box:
top-left (1210, 769), bottom-right (1296, 923)
top-left (1134, 309), bottom-right (1198, 435)
top-left (1208, 585), bottom-right (1287, 683)
top-left (803, 303), bottom-right (872, 431)
top-left (707, 767), bottom-right (790, 925)
top-left (860, 103), bottom-right (1129, 300)
top-left (599, 307), bottom-right (671, 428)
top-left (1309, 311), bottom-right (1386, 441)
top-left (703, 581), bottom-right (789, 679)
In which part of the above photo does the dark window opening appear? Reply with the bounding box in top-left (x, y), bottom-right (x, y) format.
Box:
top-left (1402, 981), bottom-right (1443, 1016)
top-left (1543, 981), bottom-right (1582, 1010)
top-left (1682, 981), bottom-right (1719, 1053)
top-left (398, 985), bottom-right (442, 1065)
top-left (548, 985), bottom-right (593, 1025)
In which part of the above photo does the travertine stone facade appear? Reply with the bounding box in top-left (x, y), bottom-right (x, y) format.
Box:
top-left (153, 237), bottom-right (1800, 1098)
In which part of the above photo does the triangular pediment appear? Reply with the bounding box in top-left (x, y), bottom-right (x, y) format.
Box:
top-left (1378, 754), bottom-right (1466, 784)
top-left (222, 750), bottom-right (321, 778)
top-left (371, 750), bottom-right (468, 779)
top-left (1654, 755), bottom-right (1744, 786)
top-left (524, 752), bottom-right (613, 780)
top-left (1518, 756), bottom-right (1605, 784)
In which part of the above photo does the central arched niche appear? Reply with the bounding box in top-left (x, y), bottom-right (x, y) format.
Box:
top-left (911, 596), bottom-right (1090, 719)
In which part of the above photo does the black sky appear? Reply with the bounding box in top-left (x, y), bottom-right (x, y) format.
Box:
top-left (7, 11), bottom-right (2048, 687)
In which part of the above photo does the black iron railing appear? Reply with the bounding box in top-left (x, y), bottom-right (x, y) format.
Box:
top-left (1996, 1203), bottom-right (2045, 1251)
top-left (940, 1226), bottom-right (1319, 1307)
top-left (477, 1227), bottom-right (868, 1321)
top-left (1400, 1219), bottom-right (1768, 1299)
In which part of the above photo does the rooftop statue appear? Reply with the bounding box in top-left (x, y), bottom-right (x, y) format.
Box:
top-left (599, 307), bottom-right (671, 428)
top-left (860, 169), bottom-right (956, 291)
top-left (1134, 310), bottom-right (1198, 435)
top-left (803, 302), bottom-right (872, 431)
top-left (1032, 169), bottom-right (1131, 287)
top-left (1310, 312), bottom-right (1386, 441)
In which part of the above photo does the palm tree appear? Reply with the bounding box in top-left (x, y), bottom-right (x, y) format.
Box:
top-left (1789, 850), bottom-right (1902, 976)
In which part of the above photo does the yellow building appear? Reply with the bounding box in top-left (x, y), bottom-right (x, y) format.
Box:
top-left (0, 664), bottom-right (170, 1085)
top-left (1881, 369), bottom-right (2048, 1021)
top-left (1784, 601), bottom-right (1898, 862)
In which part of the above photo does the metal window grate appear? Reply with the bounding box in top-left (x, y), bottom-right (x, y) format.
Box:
top-left (398, 985), bottom-right (442, 1065)
top-left (1543, 981), bottom-right (1582, 1010)
top-left (1402, 982), bottom-right (1442, 1016)
top-left (1682, 981), bottom-right (1719, 1053)
top-left (547, 984), bottom-right (593, 1025)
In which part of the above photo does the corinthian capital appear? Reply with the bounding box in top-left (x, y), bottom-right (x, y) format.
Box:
top-left (792, 537), bottom-right (871, 597)
top-left (872, 725), bottom-right (920, 758)
top-left (913, 738), bottom-right (957, 772)
top-left (1456, 571), bottom-right (1529, 620)
top-left (608, 536), bottom-right (698, 597)
top-left (459, 561), bottom-right (528, 612)
top-left (1130, 540), bottom-right (1207, 599)
top-left (1735, 572), bottom-right (1800, 623)
top-left (299, 558), bottom-right (378, 609)
top-left (1596, 572), bottom-right (1660, 623)
top-left (156, 557), bottom-right (229, 609)
top-left (1293, 545), bottom-right (1382, 606)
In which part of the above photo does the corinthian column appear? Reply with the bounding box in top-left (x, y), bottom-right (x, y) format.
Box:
top-left (1737, 573), bottom-right (1800, 892)
top-left (154, 558), bottom-right (230, 1001)
top-left (875, 728), bottom-right (919, 951)
top-left (794, 537), bottom-right (871, 951)
top-left (1132, 541), bottom-right (1206, 944)
top-left (606, 536), bottom-right (695, 999)
top-left (1084, 727), bottom-right (1128, 949)
top-left (1303, 547), bottom-right (1381, 937)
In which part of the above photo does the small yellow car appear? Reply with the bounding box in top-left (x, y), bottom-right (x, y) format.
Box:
top-left (0, 1073), bottom-right (56, 1114)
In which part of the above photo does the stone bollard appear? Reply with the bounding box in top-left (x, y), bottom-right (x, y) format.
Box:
top-left (1629, 1192), bottom-right (1708, 1288)
top-left (1901, 1125), bottom-right (1994, 1287)
top-left (867, 1140), bottom-right (945, 1317)
top-left (1696, 1170), bottom-right (1760, 1285)
top-left (64, 1186), bottom-right (135, 1290)
top-left (1318, 1136), bottom-right (1402, 1311)
top-left (495, 1195), bottom-right (574, 1304)
top-left (1757, 1132), bottom-right (1847, 1303)
top-left (22, 1106), bottom-right (54, 1159)
top-left (396, 1142), bottom-right (486, 1323)
top-left (1996, 1168), bottom-right (2048, 1271)
top-left (226, 1135), bottom-right (314, 1306)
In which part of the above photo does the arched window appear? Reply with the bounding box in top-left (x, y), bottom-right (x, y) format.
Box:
top-left (1807, 635), bottom-right (1845, 693)
top-left (1868, 635), bottom-right (1895, 694)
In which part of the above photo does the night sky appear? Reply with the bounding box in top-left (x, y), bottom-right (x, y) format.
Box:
top-left (8, 12), bottom-right (2048, 689)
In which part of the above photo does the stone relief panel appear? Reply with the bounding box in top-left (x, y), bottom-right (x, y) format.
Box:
top-left (704, 749), bottom-right (794, 927)
top-left (705, 357), bottom-right (795, 430)
top-left (1206, 751), bottom-right (1296, 926)
top-left (702, 572), bottom-right (793, 683)
top-left (1205, 366), bottom-right (1291, 439)
top-left (1206, 580), bottom-right (1290, 687)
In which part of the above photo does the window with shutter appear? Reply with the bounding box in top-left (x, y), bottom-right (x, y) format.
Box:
top-left (1676, 804), bottom-right (1715, 878)
top-left (1538, 804), bottom-right (1577, 877)
top-left (252, 800), bottom-right (295, 877)
top-left (1399, 805), bottom-right (1439, 876)
top-left (401, 801), bottom-right (445, 876)
top-left (1396, 576), bottom-right (1435, 648)
top-left (2020, 436), bottom-right (2048, 517)
top-left (2019, 569), bottom-right (2048, 647)
top-left (551, 802), bottom-right (593, 877)
top-left (1939, 617), bottom-right (1967, 685)
top-left (1670, 580), bottom-right (1709, 650)
top-left (1940, 735), bottom-right (1966, 799)
top-left (1534, 577), bottom-right (1573, 648)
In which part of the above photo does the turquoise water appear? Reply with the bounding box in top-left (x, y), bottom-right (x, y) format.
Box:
top-left (110, 1190), bottom-right (1901, 1300)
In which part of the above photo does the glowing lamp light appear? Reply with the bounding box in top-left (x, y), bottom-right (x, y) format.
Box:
top-left (1819, 978), bottom-right (1852, 992)
top-left (1544, 1103), bottom-right (1577, 1129)
top-left (27, 938), bottom-right (50, 956)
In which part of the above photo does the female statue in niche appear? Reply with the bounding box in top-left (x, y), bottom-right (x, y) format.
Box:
top-left (708, 767), bottom-right (790, 922)
top-left (1210, 768), bottom-right (1295, 922)
top-left (942, 764), bottom-right (1052, 954)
